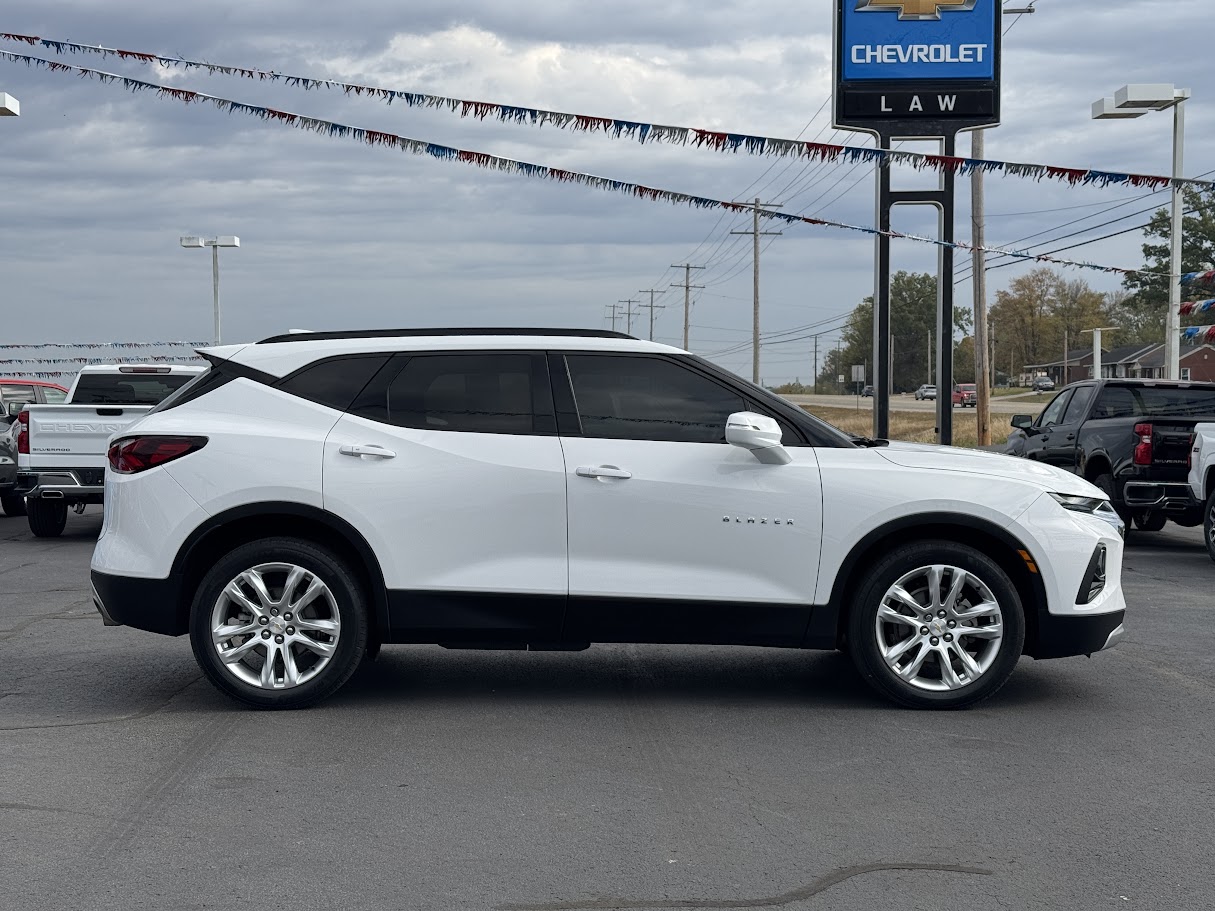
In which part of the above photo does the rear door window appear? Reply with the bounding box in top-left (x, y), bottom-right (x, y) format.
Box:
top-left (351, 353), bottom-right (553, 435)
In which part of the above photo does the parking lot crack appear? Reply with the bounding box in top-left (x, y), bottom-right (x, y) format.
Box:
top-left (496, 862), bottom-right (994, 910)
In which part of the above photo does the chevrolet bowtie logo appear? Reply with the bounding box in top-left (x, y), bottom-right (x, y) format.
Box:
top-left (857, 0), bottom-right (977, 20)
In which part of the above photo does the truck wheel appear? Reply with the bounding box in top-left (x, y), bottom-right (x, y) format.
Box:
top-left (27, 499), bottom-right (67, 537)
top-left (189, 537), bottom-right (368, 709)
top-left (1133, 511), bottom-right (1168, 532)
top-left (1205, 490), bottom-right (1215, 566)
top-left (1, 495), bottom-right (26, 517)
top-left (1093, 473), bottom-right (1131, 525)
top-left (847, 540), bottom-right (1025, 709)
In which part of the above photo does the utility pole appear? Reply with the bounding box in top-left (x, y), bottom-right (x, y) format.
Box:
top-left (731, 198), bottom-right (783, 383)
top-left (619, 299), bottom-right (639, 336)
top-left (813, 336), bottom-right (819, 395)
top-left (1082, 327), bottom-right (1119, 380)
top-left (637, 289), bottom-right (665, 342)
top-left (670, 264), bottom-right (705, 350)
top-left (971, 128), bottom-right (992, 447)
top-left (927, 330), bottom-right (933, 385)
top-left (604, 303), bottom-right (624, 333)
top-left (1063, 328), bottom-right (1069, 386)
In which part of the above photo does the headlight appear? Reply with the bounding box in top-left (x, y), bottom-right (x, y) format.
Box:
top-left (1048, 493), bottom-right (1107, 514)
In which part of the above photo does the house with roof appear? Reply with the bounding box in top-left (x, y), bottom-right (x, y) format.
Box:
top-left (1024, 343), bottom-right (1215, 385)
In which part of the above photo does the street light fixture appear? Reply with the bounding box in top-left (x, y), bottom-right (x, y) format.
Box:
top-left (1092, 83), bottom-right (1190, 380)
top-left (0, 92), bottom-right (18, 116)
top-left (180, 235), bottom-right (240, 345)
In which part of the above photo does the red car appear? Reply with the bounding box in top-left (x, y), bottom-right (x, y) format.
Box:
top-left (2, 379), bottom-right (70, 516)
top-left (952, 383), bottom-right (977, 408)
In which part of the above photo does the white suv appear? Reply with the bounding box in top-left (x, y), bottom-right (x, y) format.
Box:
top-left (90, 329), bottom-right (1127, 710)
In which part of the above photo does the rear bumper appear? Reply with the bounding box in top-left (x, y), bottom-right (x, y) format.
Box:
top-left (90, 570), bottom-right (187, 636)
top-left (17, 469), bottom-right (104, 502)
top-left (1028, 609), bottom-right (1126, 659)
top-left (1122, 481), bottom-right (1199, 512)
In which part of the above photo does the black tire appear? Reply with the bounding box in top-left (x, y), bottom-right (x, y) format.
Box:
top-left (189, 537), bottom-right (368, 709)
top-left (847, 540), bottom-right (1026, 709)
top-left (1205, 490), bottom-right (1215, 566)
top-left (1, 495), bottom-right (26, 517)
top-left (1133, 510), bottom-right (1168, 532)
top-left (27, 499), bottom-right (67, 537)
top-left (1093, 473), bottom-right (1131, 526)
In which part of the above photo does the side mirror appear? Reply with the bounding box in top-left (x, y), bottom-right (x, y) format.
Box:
top-left (726, 412), bottom-right (791, 465)
top-left (1010, 414), bottom-right (1033, 431)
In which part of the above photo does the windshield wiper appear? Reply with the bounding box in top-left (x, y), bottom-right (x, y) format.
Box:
top-left (850, 435), bottom-right (890, 448)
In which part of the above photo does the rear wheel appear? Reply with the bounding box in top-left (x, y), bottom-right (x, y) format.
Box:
top-left (1205, 490), bottom-right (1215, 566)
top-left (1133, 510), bottom-right (1168, 532)
top-left (847, 541), bottom-right (1025, 709)
top-left (190, 537), bottom-right (368, 709)
top-left (27, 499), bottom-right (67, 537)
top-left (1, 495), bottom-right (26, 517)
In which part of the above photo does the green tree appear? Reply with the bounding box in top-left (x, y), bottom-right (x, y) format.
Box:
top-left (1122, 187), bottom-right (1215, 339)
top-left (990, 269), bottom-right (1112, 380)
top-left (816, 271), bottom-right (971, 393)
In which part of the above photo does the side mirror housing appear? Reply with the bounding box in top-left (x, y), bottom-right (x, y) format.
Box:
top-left (726, 412), bottom-right (791, 465)
top-left (1010, 414), bottom-right (1033, 431)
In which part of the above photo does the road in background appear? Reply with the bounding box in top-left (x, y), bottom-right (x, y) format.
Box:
top-left (782, 393), bottom-right (1040, 415)
top-left (2, 509), bottom-right (1212, 910)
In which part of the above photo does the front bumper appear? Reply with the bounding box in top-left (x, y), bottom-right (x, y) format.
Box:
top-left (1029, 609), bottom-right (1126, 659)
top-left (17, 469), bottom-right (104, 502)
top-left (90, 570), bottom-right (187, 636)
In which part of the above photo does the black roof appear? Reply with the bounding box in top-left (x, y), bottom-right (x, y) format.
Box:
top-left (257, 328), bottom-right (636, 345)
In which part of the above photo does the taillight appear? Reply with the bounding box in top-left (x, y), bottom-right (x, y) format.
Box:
top-left (1133, 423), bottom-right (1153, 466)
top-left (17, 409), bottom-right (29, 455)
top-left (107, 436), bottom-right (207, 474)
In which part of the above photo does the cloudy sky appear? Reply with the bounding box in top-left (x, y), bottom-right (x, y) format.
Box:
top-left (1, 0), bottom-right (1210, 383)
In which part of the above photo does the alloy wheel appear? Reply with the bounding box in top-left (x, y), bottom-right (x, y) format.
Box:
top-left (210, 562), bottom-right (341, 690)
top-left (874, 564), bottom-right (1004, 692)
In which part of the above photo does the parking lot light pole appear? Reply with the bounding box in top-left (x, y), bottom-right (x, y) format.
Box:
top-left (0, 92), bottom-right (18, 117)
top-left (180, 236), bottom-right (240, 345)
top-left (1093, 84), bottom-right (1190, 381)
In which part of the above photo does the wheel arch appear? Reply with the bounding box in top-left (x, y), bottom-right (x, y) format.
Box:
top-left (1081, 451), bottom-right (1112, 483)
top-left (1206, 465), bottom-right (1215, 502)
top-left (807, 512), bottom-right (1048, 656)
top-left (170, 502), bottom-right (390, 639)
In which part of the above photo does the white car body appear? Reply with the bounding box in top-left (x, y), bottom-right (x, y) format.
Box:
top-left (90, 331), bottom-right (1127, 709)
top-left (1188, 423), bottom-right (1215, 504)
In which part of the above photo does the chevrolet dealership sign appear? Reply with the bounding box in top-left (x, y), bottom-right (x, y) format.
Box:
top-left (834, 0), bottom-right (1000, 134)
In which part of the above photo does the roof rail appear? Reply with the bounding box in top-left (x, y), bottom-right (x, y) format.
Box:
top-left (256, 328), bottom-right (637, 344)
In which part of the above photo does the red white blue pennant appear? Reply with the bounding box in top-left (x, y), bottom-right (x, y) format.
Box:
top-left (0, 51), bottom-right (1172, 279)
top-left (2, 32), bottom-right (1211, 194)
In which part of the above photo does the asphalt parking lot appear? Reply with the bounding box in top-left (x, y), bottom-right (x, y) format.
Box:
top-left (2, 509), bottom-right (1213, 911)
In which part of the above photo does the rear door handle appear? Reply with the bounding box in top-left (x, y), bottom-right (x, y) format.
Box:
top-left (576, 465), bottom-right (632, 480)
top-left (339, 444), bottom-right (396, 460)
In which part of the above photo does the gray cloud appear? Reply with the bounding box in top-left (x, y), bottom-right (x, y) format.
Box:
top-left (0, 0), bottom-right (1210, 382)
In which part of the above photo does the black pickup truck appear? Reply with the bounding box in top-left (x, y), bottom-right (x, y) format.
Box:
top-left (1006, 379), bottom-right (1215, 531)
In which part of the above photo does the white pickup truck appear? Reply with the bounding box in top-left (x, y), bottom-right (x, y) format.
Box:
top-left (16, 364), bottom-right (204, 536)
top-left (1189, 423), bottom-right (1215, 563)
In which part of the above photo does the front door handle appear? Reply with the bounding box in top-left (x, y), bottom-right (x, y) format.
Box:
top-left (339, 444), bottom-right (396, 460)
top-left (1066, 434), bottom-right (1075, 441)
top-left (576, 465), bottom-right (632, 480)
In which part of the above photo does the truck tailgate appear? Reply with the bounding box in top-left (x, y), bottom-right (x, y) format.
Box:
top-left (20, 405), bottom-right (153, 470)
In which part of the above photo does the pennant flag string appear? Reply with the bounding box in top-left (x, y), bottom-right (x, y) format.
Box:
top-left (2, 32), bottom-right (1212, 194)
top-left (1180, 299), bottom-right (1215, 316)
top-left (0, 51), bottom-right (1172, 280)
top-left (1181, 270), bottom-right (1215, 288)
top-left (1181, 326), bottom-right (1215, 344)
top-left (0, 340), bottom-right (205, 350)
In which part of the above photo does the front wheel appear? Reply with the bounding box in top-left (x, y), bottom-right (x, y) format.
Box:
top-left (1, 495), bottom-right (26, 517)
top-left (1205, 490), bottom-right (1215, 566)
top-left (847, 541), bottom-right (1026, 709)
top-left (189, 538), bottom-right (368, 709)
top-left (27, 499), bottom-right (67, 537)
top-left (1093, 473), bottom-right (1131, 526)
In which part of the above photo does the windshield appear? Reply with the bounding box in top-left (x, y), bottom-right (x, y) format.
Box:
top-left (70, 373), bottom-right (197, 406)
